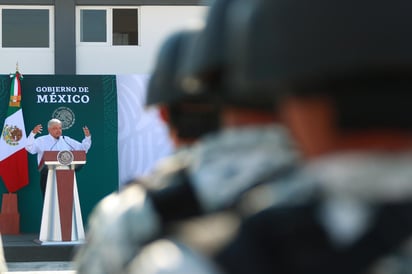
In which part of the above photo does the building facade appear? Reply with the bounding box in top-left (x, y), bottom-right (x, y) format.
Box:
top-left (0, 0), bottom-right (209, 74)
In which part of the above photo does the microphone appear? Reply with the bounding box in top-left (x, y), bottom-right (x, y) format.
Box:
top-left (50, 140), bottom-right (58, 150)
top-left (62, 136), bottom-right (76, 151)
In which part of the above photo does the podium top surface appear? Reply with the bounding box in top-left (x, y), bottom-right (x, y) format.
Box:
top-left (38, 150), bottom-right (86, 170)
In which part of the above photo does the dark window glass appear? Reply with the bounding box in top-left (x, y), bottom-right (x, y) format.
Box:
top-left (80, 10), bottom-right (106, 42)
top-left (112, 9), bottom-right (138, 46)
top-left (2, 9), bottom-right (49, 48)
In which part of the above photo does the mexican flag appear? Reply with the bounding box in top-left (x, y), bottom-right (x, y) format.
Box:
top-left (0, 71), bottom-right (29, 192)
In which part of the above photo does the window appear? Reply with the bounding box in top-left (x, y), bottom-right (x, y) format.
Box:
top-left (112, 9), bottom-right (138, 46)
top-left (80, 10), bottom-right (106, 42)
top-left (2, 9), bottom-right (49, 48)
top-left (78, 7), bottom-right (139, 46)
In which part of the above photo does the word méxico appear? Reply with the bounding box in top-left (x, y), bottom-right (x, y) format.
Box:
top-left (37, 94), bottom-right (90, 103)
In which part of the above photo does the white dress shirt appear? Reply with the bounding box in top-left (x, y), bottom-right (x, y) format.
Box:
top-left (25, 132), bottom-right (92, 165)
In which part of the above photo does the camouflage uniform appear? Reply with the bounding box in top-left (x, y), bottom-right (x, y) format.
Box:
top-left (74, 123), bottom-right (299, 274)
top-left (212, 152), bottom-right (412, 274)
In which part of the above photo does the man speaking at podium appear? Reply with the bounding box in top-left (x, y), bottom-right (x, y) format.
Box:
top-left (25, 118), bottom-right (92, 197)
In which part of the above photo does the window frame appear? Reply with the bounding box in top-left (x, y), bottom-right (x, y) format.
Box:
top-left (76, 6), bottom-right (140, 47)
top-left (0, 5), bottom-right (54, 49)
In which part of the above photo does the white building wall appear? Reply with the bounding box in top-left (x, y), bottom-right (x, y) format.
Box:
top-left (76, 5), bottom-right (208, 75)
top-left (1, 49), bottom-right (55, 74)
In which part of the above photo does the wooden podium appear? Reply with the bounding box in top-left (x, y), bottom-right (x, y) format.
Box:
top-left (37, 150), bottom-right (86, 245)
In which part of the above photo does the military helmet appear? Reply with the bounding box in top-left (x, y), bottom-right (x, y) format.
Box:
top-left (179, 0), bottom-right (276, 109)
top-left (226, 0), bottom-right (412, 129)
top-left (178, 0), bottom-right (234, 90)
top-left (146, 30), bottom-right (201, 106)
top-left (146, 29), bottom-right (221, 138)
top-left (224, 0), bottom-right (412, 96)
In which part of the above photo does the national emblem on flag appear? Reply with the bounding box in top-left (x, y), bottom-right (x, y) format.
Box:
top-left (0, 68), bottom-right (29, 192)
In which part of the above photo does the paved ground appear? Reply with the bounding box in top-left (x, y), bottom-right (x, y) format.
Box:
top-left (6, 261), bottom-right (75, 273)
top-left (3, 234), bottom-right (77, 273)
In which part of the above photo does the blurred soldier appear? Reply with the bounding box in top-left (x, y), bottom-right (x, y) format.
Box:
top-left (146, 30), bottom-right (220, 150)
top-left (74, 29), bottom-right (220, 274)
top-left (138, 28), bottom-right (221, 190)
top-left (74, 0), bottom-right (301, 273)
top-left (126, 0), bottom-right (412, 273)
top-left (211, 0), bottom-right (412, 274)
